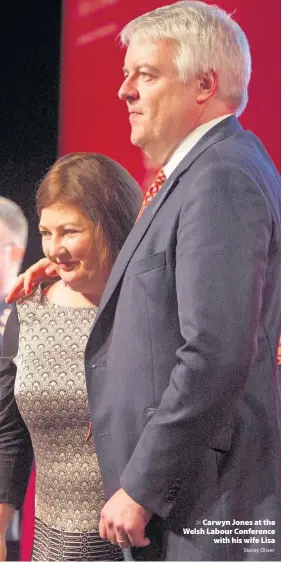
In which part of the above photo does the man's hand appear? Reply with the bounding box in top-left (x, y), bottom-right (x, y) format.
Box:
top-left (99, 488), bottom-right (152, 549)
top-left (5, 258), bottom-right (58, 303)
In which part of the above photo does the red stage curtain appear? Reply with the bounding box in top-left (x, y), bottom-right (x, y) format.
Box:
top-left (20, 1), bottom-right (280, 560)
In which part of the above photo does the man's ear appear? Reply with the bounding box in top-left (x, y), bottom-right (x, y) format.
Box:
top-left (10, 246), bottom-right (25, 262)
top-left (196, 70), bottom-right (217, 104)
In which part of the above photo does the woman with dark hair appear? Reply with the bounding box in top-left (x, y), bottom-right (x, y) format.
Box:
top-left (0, 153), bottom-right (142, 561)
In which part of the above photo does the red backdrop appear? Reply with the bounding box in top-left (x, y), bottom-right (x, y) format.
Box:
top-left (58, 0), bottom-right (281, 180)
top-left (21, 0), bottom-right (280, 559)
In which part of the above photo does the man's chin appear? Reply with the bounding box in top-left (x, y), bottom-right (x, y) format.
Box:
top-left (130, 130), bottom-right (144, 148)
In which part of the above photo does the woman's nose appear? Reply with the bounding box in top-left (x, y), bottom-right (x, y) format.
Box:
top-left (48, 238), bottom-right (66, 261)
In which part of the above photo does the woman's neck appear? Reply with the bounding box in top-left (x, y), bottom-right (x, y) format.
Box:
top-left (43, 280), bottom-right (100, 308)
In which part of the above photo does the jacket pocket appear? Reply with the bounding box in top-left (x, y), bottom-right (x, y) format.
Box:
top-left (144, 409), bottom-right (233, 452)
top-left (128, 252), bottom-right (166, 278)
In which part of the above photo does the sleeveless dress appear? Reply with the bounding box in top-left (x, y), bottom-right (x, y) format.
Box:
top-left (14, 286), bottom-right (123, 561)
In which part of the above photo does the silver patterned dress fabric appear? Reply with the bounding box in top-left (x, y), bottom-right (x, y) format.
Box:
top-left (14, 286), bottom-right (123, 561)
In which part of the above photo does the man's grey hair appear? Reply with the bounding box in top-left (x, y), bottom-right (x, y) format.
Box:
top-left (119, 1), bottom-right (251, 116)
top-left (0, 196), bottom-right (28, 248)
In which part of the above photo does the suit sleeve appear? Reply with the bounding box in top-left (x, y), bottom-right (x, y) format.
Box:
top-left (0, 305), bottom-right (33, 509)
top-left (120, 161), bottom-right (273, 517)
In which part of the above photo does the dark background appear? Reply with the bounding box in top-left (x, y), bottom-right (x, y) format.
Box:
top-left (1, 1), bottom-right (62, 269)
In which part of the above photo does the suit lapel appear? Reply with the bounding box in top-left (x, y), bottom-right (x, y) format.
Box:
top-left (95, 116), bottom-right (242, 322)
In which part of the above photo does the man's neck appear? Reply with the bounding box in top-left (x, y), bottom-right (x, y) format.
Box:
top-left (163, 113), bottom-right (234, 179)
top-left (146, 109), bottom-right (234, 166)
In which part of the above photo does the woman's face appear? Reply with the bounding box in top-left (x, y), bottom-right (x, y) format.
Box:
top-left (39, 202), bottom-right (108, 296)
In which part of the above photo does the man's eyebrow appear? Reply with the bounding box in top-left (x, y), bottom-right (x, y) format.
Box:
top-left (123, 63), bottom-right (159, 74)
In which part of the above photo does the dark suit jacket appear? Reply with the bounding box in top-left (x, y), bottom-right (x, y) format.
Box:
top-left (85, 117), bottom-right (281, 561)
top-left (0, 302), bottom-right (24, 556)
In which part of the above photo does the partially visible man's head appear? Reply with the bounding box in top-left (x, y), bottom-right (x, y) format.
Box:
top-left (118, 1), bottom-right (251, 164)
top-left (0, 197), bottom-right (28, 299)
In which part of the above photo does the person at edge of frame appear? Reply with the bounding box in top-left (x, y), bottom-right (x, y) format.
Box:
top-left (0, 197), bottom-right (28, 561)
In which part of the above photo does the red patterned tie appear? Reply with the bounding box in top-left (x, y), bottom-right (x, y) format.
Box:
top-left (137, 168), bottom-right (166, 220)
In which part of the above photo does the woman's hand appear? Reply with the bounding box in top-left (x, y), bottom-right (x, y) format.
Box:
top-left (0, 503), bottom-right (16, 561)
top-left (0, 533), bottom-right (7, 561)
top-left (5, 258), bottom-right (58, 303)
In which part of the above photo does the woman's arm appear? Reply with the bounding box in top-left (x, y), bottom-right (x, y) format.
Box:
top-left (0, 504), bottom-right (15, 533)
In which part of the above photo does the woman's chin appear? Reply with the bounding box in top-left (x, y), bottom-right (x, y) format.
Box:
top-left (59, 272), bottom-right (81, 289)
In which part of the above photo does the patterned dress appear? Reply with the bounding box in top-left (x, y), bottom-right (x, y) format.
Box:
top-left (14, 286), bottom-right (123, 561)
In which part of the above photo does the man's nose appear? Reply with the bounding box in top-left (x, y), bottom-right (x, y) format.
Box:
top-left (118, 77), bottom-right (139, 101)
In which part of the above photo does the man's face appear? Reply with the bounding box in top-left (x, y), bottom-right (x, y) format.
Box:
top-left (118, 36), bottom-right (201, 164)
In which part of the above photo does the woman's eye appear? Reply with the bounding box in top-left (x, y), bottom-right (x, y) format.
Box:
top-left (64, 230), bottom-right (77, 235)
top-left (39, 231), bottom-right (50, 237)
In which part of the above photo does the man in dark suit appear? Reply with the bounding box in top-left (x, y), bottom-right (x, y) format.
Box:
top-left (85, 2), bottom-right (280, 560)
top-left (0, 197), bottom-right (28, 560)
top-left (6, 2), bottom-right (280, 560)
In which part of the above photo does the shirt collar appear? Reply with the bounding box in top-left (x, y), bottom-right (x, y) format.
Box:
top-left (163, 114), bottom-right (234, 179)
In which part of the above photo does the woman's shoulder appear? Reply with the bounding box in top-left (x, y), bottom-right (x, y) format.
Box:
top-left (16, 282), bottom-right (59, 312)
top-left (41, 280), bottom-right (61, 301)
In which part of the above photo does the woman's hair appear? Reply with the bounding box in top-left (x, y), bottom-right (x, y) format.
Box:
top-left (36, 152), bottom-right (142, 267)
top-left (119, 0), bottom-right (251, 116)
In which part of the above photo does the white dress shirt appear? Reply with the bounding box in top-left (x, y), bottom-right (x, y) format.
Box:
top-left (163, 114), bottom-right (233, 179)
